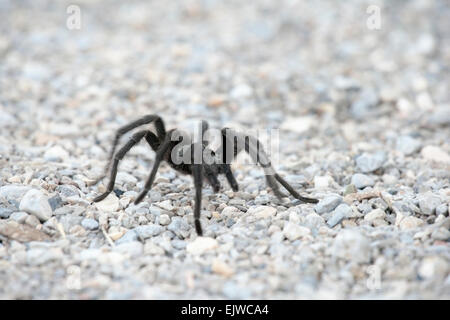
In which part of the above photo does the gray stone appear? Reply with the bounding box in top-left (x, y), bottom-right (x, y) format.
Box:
top-left (327, 204), bottom-right (352, 228)
top-left (134, 224), bottom-right (164, 239)
top-left (436, 204), bottom-right (448, 216)
top-left (48, 195), bottom-right (63, 211)
top-left (158, 214), bottom-right (171, 226)
top-left (19, 189), bottom-right (53, 222)
top-left (115, 230), bottom-right (138, 244)
top-left (351, 173), bottom-right (375, 189)
top-left (396, 136), bottom-right (421, 155)
top-left (356, 151), bottom-right (387, 173)
top-left (81, 218), bottom-right (99, 230)
top-left (332, 229), bottom-right (371, 263)
top-left (0, 207), bottom-right (13, 219)
top-left (431, 228), bottom-right (450, 241)
top-left (167, 217), bottom-right (190, 237)
top-left (315, 195), bottom-right (342, 214)
top-left (418, 193), bottom-right (441, 215)
top-left (0, 185), bottom-right (31, 201)
top-left (10, 211), bottom-right (28, 223)
top-left (114, 241), bottom-right (144, 258)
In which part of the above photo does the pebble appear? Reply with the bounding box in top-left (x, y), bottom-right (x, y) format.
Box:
top-left (43, 145), bottom-right (69, 162)
top-left (10, 211), bottom-right (28, 223)
top-left (332, 229), bottom-right (371, 263)
top-left (314, 176), bottom-right (331, 189)
top-left (418, 256), bottom-right (448, 280)
top-left (134, 224), bottom-right (164, 239)
top-left (399, 216), bottom-right (424, 230)
top-left (431, 228), bottom-right (450, 241)
top-left (355, 152), bottom-right (386, 173)
top-left (156, 200), bottom-right (173, 211)
top-left (212, 259), bottom-right (234, 277)
top-left (81, 218), bottom-right (99, 230)
top-left (248, 206), bottom-right (277, 219)
top-left (351, 173), bottom-right (375, 189)
top-left (283, 222), bottom-right (311, 241)
top-left (167, 217), bottom-right (190, 237)
top-left (158, 214), bottom-right (171, 226)
top-left (327, 204), bottom-right (352, 228)
top-left (421, 146), bottom-right (450, 163)
top-left (186, 237), bottom-right (218, 254)
top-left (315, 195), bottom-right (342, 214)
top-left (0, 208), bottom-right (13, 219)
top-left (25, 215), bottom-right (41, 227)
top-left (418, 193), bottom-right (441, 215)
top-left (396, 136), bottom-right (421, 155)
top-left (364, 209), bottom-right (386, 222)
top-left (0, 185), bottom-right (31, 201)
top-left (114, 241), bottom-right (144, 258)
top-left (94, 193), bottom-right (119, 212)
top-left (19, 189), bottom-right (53, 222)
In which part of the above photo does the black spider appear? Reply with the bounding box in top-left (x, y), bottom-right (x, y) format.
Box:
top-left (93, 115), bottom-right (318, 236)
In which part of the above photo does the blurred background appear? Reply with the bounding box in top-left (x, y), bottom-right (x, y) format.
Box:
top-left (0, 0), bottom-right (449, 299)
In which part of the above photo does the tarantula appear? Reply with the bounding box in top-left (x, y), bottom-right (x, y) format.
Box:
top-left (93, 115), bottom-right (318, 235)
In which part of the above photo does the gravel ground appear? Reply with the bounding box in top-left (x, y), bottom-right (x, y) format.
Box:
top-left (0, 0), bottom-right (449, 299)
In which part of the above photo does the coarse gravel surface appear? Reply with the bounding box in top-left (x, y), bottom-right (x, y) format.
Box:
top-left (0, 0), bottom-right (449, 299)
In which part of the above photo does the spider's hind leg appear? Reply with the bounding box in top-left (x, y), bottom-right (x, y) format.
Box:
top-left (97, 114), bottom-right (166, 183)
top-left (93, 130), bottom-right (148, 203)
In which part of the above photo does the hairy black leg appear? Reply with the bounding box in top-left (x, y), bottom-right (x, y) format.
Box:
top-left (220, 164), bottom-right (239, 191)
top-left (192, 163), bottom-right (203, 236)
top-left (134, 135), bottom-right (172, 204)
top-left (274, 174), bottom-right (318, 204)
top-left (99, 115), bottom-right (166, 182)
top-left (203, 165), bottom-right (221, 193)
top-left (145, 131), bottom-right (161, 151)
top-left (93, 130), bottom-right (148, 202)
top-left (221, 128), bottom-right (316, 202)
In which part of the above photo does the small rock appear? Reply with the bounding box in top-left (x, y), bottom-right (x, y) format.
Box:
top-left (212, 259), bottom-right (234, 277)
top-left (48, 195), bottom-right (63, 211)
top-left (0, 185), bottom-right (31, 201)
top-left (332, 229), bottom-right (371, 263)
top-left (364, 208), bottom-right (386, 222)
top-left (351, 173), bottom-right (375, 189)
top-left (356, 151), bottom-right (386, 173)
top-left (94, 193), bottom-right (119, 212)
top-left (10, 211), bottom-right (28, 223)
top-left (314, 176), bottom-right (331, 189)
top-left (344, 184), bottom-right (357, 196)
top-left (418, 193), bottom-right (441, 215)
top-left (0, 207), bottom-right (13, 219)
top-left (421, 146), bottom-right (450, 163)
top-left (156, 200), bottom-right (173, 211)
top-left (281, 116), bottom-right (314, 134)
top-left (315, 195), bottom-right (342, 214)
top-left (327, 204), bottom-right (352, 228)
top-left (186, 237), bottom-right (218, 254)
top-left (283, 222), bottom-right (311, 241)
top-left (418, 256), bottom-right (448, 280)
top-left (435, 204), bottom-right (448, 216)
top-left (115, 230), bottom-right (138, 244)
top-left (134, 224), bottom-right (164, 239)
top-left (0, 220), bottom-right (50, 242)
top-left (248, 206), bottom-right (276, 219)
top-left (158, 214), bottom-right (171, 226)
top-left (114, 241), bottom-right (144, 258)
top-left (396, 136), bottom-right (421, 155)
top-left (44, 145), bottom-right (69, 162)
top-left (431, 228), bottom-right (450, 241)
top-left (19, 189), bottom-right (53, 222)
top-left (399, 216), bottom-right (424, 230)
top-left (81, 218), bottom-right (99, 230)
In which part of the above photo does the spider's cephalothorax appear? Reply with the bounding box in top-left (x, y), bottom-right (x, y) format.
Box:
top-left (93, 115), bottom-right (318, 236)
